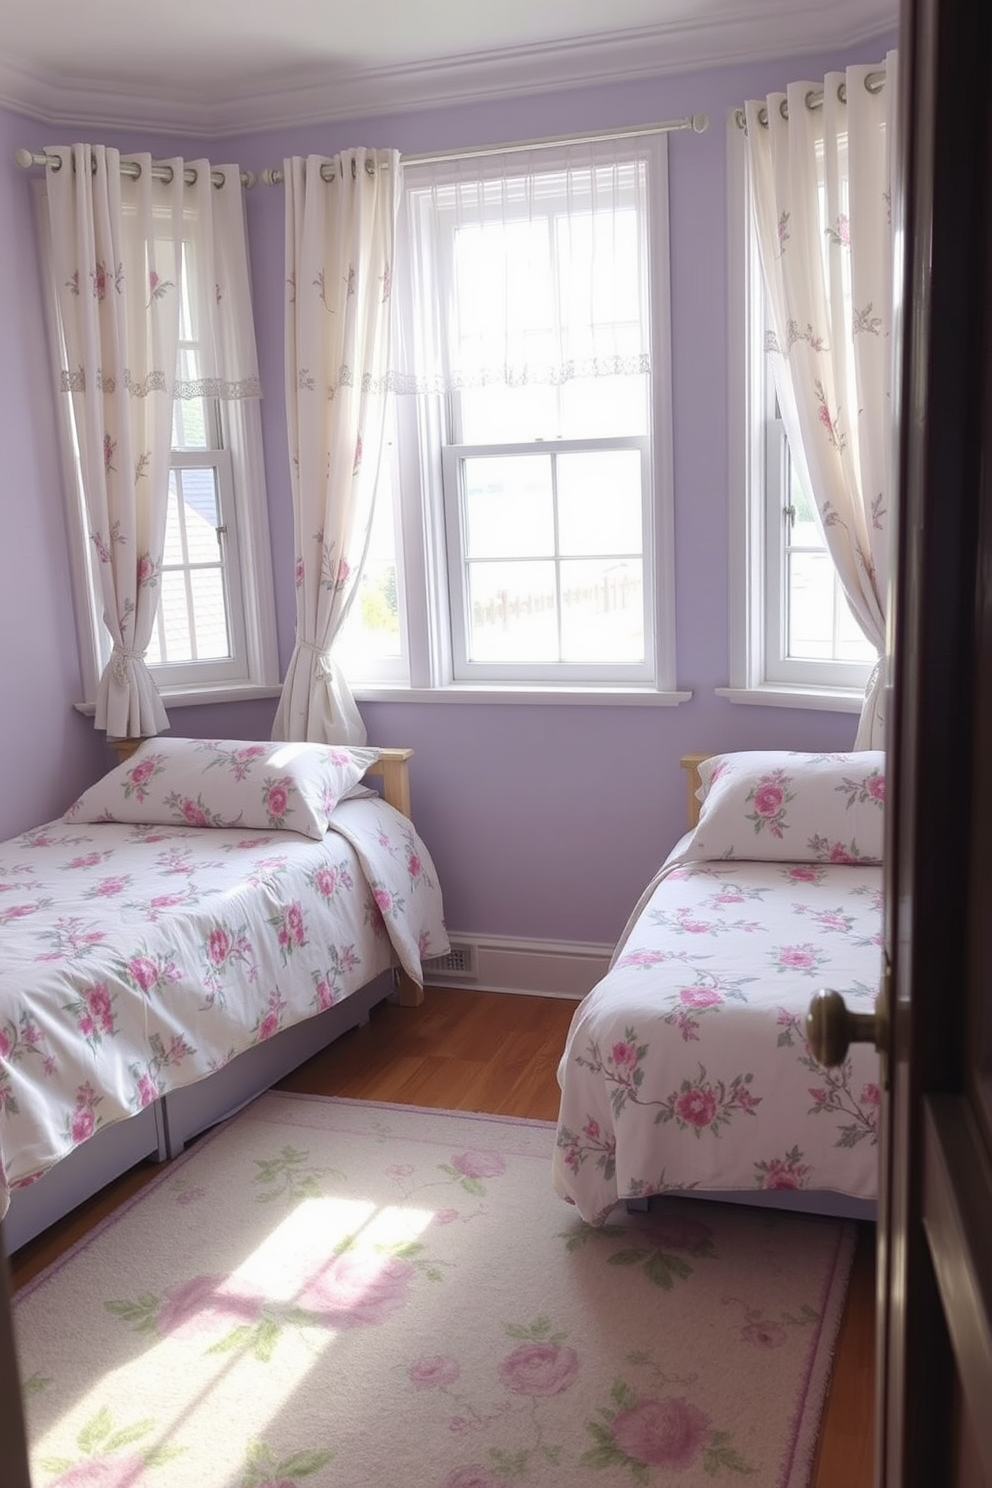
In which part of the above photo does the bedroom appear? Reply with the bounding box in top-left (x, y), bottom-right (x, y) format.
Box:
top-left (0, 1), bottom-right (903, 1484)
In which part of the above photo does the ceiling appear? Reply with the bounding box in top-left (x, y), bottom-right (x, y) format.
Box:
top-left (1, 0), bottom-right (898, 138)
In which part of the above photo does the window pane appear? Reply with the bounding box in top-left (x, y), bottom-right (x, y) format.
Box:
top-left (787, 550), bottom-right (836, 658)
top-left (454, 220), bottom-right (554, 355)
top-left (173, 350), bottom-right (208, 449)
top-left (156, 471), bottom-right (229, 665)
top-left (466, 560), bottom-right (558, 661)
top-left (350, 560), bottom-right (402, 660)
top-left (557, 450), bottom-right (641, 555)
top-left (459, 385), bottom-right (559, 443)
top-left (189, 569), bottom-right (231, 659)
top-left (556, 206), bottom-right (642, 359)
top-left (558, 374), bottom-right (649, 439)
top-left (787, 550), bottom-right (877, 665)
top-left (789, 459), bottom-right (821, 546)
top-left (560, 558), bottom-right (644, 661)
top-left (837, 591), bottom-right (877, 662)
top-left (459, 376), bottom-right (648, 443)
top-left (163, 479), bottom-right (184, 565)
top-left (178, 469), bottom-right (221, 564)
top-left (153, 570), bottom-right (193, 663)
top-left (462, 456), bottom-right (554, 558)
top-left (337, 445), bottom-right (404, 671)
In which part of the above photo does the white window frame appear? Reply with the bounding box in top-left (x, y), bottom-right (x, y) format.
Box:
top-left (348, 137), bottom-right (687, 707)
top-left (440, 435), bottom-right (654, 685)
top-left (723, 116), bottom-right (870, 714)
top-left (33, 179), bottom-right (279, 712)
top-left (145, 433), bottom-right (247, 691)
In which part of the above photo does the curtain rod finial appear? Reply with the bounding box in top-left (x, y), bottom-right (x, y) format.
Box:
top-left (691, 113), bottom-right (709, 134)
top-left (14, 148), bottom-right (36, 170)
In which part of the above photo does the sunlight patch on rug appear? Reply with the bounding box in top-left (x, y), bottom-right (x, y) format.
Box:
top-left (13, 1093), bottom-right (857, 1487)
top-left (230, 1194), bottom-right (436, 1304)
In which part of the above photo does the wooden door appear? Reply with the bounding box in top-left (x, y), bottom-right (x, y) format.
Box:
top-left (879, 0), bottom-right (992, 1481)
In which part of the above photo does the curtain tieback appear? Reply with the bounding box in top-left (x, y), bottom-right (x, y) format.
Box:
top-left (297, 637), bottom-right (330, 679)
top-left (864, 656), bottom-right (883, 697)
top-left (110, 644), bottom-right (147, 687)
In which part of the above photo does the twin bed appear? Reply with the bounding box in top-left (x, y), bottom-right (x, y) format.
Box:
top-left (553, 749), bottom-right (885, 1225)
top-left (0, 738), bottom-right (448, 1253)
top-left (2, 739), bottom-right (883, 1255)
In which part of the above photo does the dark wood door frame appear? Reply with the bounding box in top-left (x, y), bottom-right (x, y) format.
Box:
top-left (881, 0), bottom-right (992, 1482)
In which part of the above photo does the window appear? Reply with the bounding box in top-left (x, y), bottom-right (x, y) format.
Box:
top-left (341, 137), bottom-right (682, 700)
top-left (140, 269), bottom-right (252, 687)
top-left (764, 386), bottom-right (876, 685)
top-left (36, 173), bottom-right (278, 708)
top-left (725, 119), bottom-right (874, 708)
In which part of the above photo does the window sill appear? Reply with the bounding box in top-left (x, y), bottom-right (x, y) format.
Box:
top-left (352, 684), bottom-right (694, 707)
top-left (715, 685), bottom-right (864, 714)
top-left (74, 683), bottom-right (283, 716)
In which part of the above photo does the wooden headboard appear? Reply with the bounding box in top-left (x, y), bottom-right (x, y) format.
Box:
top-left (679, 752), bottom-right (712, 829)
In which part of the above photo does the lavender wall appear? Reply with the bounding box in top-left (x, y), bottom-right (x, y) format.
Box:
top-left (0, 31), bottom-right (896, 946)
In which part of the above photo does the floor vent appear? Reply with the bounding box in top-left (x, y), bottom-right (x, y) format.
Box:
top-left (422, 941), bottom-right (479, 982)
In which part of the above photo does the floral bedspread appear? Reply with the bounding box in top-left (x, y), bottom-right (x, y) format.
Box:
top-left (0, 794), bottom-right (447, 1218)
top-left (553, 855), bottom-right (882, 1224)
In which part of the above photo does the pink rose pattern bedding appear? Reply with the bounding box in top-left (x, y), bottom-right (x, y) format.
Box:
top-left (0, 794), bottom-right (447, 1220)
top-left (553, 855), bottom-right (882, 1224)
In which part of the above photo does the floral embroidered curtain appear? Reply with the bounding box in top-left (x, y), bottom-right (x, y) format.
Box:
top-left (273, 150), bottom-right (401, 745)
top-left (43, 145), bottom-right (260, 738)
top-left (743, 53), bottom-right (898, 749)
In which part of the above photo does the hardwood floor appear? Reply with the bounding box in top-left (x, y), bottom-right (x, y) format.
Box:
top-left (7, 985), bottom-right (875, 1486)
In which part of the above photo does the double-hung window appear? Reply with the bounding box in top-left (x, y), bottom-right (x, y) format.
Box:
top-left (726, 118), bottom-right (874, 708)
top-left (340, 136), bottom-right (681, 699)
top-left (36, 168), bottom-right (278, 709)
top-left (144, 265), bottom-right (253, 687)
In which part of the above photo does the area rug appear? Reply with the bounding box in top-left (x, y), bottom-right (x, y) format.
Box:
top-left (13, 1093), bottom-right (856, 1487)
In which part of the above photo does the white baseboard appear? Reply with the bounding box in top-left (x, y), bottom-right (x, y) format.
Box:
top-left (424, 934), bottom-right (611, 1000)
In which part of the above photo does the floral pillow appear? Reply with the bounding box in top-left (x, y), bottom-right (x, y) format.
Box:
top-left (675, 750), bottom-right (886, 864)
top-left (65, 738), bottom-right (382, 840)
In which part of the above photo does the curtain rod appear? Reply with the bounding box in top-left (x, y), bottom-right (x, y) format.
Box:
top-left (259, 112), bottom-right (709, 186)
top-left (734, 67), bottom-right (887, 131)
top-left (13, 148), bottom-right (256, 189)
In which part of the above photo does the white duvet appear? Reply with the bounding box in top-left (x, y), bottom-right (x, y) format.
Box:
top-left (0, 794), bottom-right (448, 1218)
top-left (553, 852), bottom-right (882, 1224)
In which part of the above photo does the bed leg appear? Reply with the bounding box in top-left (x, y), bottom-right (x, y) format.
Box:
top-left (152, 1099), bottom-right (170, 1162)
top-left (158, 1099), bottom-right (187, 1160)
top-left (392, 968), bottom-right (424, 1007)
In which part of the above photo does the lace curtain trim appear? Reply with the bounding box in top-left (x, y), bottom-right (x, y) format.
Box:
top-left (384, 353), bottom-right (651, 397)
top-left (60, 368), bottom-right (262, 400)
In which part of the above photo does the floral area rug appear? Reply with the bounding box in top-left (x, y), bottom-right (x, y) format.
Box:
top-left (13, 1094), bottom-right (856, 1487)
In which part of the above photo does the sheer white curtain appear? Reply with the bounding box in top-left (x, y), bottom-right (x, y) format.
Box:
top-left (273, 149), bottom-right (401, 745)
top-left (744, 53), bottom-right (898, 748)
top-left (391, 140), bottom-right (655, 398)
top-left (44, 145), bottom-right (260, 738)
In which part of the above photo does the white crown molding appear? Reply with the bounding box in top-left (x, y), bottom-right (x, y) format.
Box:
top-left (0, 3), bottom-right (897, 139)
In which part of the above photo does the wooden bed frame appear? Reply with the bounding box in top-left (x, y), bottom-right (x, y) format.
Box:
top-left (679, 751), bottom-right (710, 829)
top-left (3, 745), bottom-right (424, 1255)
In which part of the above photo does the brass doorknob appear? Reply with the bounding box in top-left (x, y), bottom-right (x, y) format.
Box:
top-left (806, 986), bottom-right (888, 1068)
